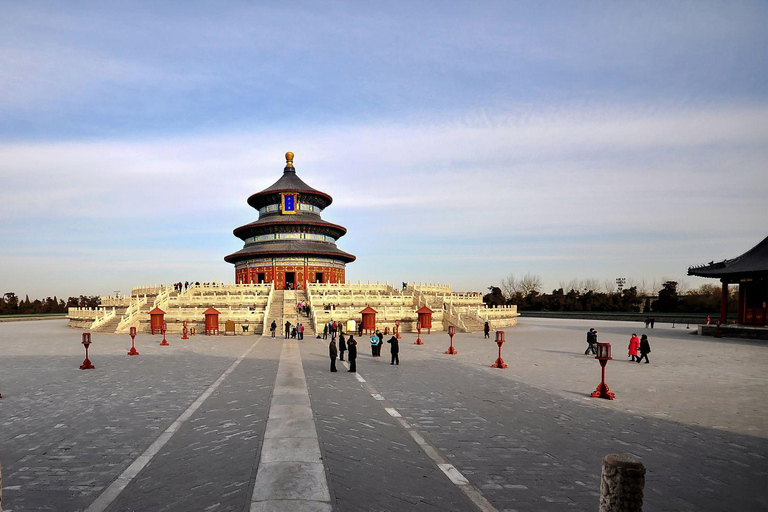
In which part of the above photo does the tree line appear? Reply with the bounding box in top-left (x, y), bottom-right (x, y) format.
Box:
top-left (484, 274), bottom-right (735, 314)
top-left (0, 292), bottom-right (101, 316)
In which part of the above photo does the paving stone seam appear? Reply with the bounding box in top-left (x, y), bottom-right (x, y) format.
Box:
top-left (83, 336), bottom-right (265, 512)
top-left (341, 360), bottom-right (498, 512)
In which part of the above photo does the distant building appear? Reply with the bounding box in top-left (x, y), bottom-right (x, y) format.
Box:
top-left (224, 152), bottom-right (356, 290)
top-left (688, 236), bottom-right (768, 326)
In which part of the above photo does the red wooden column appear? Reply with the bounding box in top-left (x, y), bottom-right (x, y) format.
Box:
top-left (720, 280), bottom-right (728, 325)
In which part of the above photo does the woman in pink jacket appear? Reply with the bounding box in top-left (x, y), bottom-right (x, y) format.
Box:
top-left (628, 334), bottom-right (640, 362)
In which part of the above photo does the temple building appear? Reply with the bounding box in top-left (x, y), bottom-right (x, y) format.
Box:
top-left (224, 152), bottom-right (356, 290)
top-left (688, 235), bottom-right (768, 334)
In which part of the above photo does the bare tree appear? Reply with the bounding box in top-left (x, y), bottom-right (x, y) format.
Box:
top-left (583, 278), bottom-right (600, 293)
top-left (518, 273), bottom-right (543, 295)
top-left (500, 274), bottom-right (517, 299)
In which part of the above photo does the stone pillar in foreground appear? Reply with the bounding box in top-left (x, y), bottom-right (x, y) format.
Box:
top-left (599, 453), bottom-right (645, 512)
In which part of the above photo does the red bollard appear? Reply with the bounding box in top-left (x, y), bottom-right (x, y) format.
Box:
top-left (445, 325), bottom-right (458, 354)
top-left (181, 320), bottom-right (189, 340)
top-left (160, 324), bottom-right (170, 346)
top-left (415, 321), bottom-right (423, 345)
top-left (128, 326), bottom-right (139, 355)
top-left (80, 333), bottom-right (95, 369)
top-left (491, 331), bottom-right (508, 368)
top-left (190, 326), bottom-right (196, 336)
top-left (591, 342), bottom-right (615, 400)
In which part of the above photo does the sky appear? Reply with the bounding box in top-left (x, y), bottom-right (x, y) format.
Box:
top-left (1, 1), bottom-right (766, 299)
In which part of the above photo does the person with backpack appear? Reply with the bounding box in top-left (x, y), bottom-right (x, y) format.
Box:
top-left (387, 335), bottom-right (399, 365)
top-left (585, 328), bottom-right (598, 355)
top-left (270, 320), bottom-right (277, 338)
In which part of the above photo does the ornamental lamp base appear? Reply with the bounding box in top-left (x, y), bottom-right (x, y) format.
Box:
top-left (591, 382), bottom-right (615, 400)
top-left (491, 357), bottom-right (507, 369)
top-left (128, 347), bottom-right (139, 356)
top-left (445, 346), bottom-right (458, 355)
top-left (80, 359), bottom-right (95, 370)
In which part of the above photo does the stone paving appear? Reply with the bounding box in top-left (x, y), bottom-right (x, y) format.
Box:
top-left (0, 318), bottom-right (766, 511)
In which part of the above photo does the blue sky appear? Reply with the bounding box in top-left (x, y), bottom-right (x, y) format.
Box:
top-left (1, 1), bottom-right (766, 299)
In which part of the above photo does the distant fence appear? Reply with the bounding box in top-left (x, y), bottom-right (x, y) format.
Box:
top-left (518, 311), bottom-right (731, 325)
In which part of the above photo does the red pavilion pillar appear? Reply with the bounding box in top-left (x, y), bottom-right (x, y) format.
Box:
top-left (720, 280), bottom-right (728, 325)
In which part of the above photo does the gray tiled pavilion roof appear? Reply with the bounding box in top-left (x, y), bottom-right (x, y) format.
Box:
top-left (688, 236), bottom-right (768, 278)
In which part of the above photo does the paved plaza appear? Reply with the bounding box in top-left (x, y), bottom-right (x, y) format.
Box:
top-left (0, 317), bottom-right (766, 511)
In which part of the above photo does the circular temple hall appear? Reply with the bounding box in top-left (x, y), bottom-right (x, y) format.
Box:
top-left (224, 152), bottom-right (356, 290)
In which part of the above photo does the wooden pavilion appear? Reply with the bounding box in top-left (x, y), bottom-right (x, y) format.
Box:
top-left (688, 236), bottom-right (768, 326)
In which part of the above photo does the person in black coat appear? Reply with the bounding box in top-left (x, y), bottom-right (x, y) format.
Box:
top-left (585, 328), bottom-right (598, 355)
top-left (270, 320), bottom-right (277, 338)
top-left (329, 339), bottom-right (338, 372)
top-left (387, 335), bottom-right (399, 365)
top-left (484, 321), bottom-right (490, 339)
top-left (637, 334), bottom-right (651, 364)
top-left (339, 334), bottom-right (347, 361)
top-left (347, 335), bottom-right (357, 372)
top-left (285, 321), bottom-right (291, 339)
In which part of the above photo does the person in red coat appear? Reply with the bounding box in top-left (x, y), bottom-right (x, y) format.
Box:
top-left (628, 333), bottom-right (640, 362)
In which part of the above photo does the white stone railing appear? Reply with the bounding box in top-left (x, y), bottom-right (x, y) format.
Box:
top-left (152, 287), bottom-right (171, 311)
top-left (67, 307), bottom-right (101, 319)
top-left (131, 285), bottom-right (164, 296)
top-left (89, 308), bottom-right (116, 331)
top-left (261, 282), bottom-right (275, 334)
top-left (100, 295), bottom-right (131, 307)
top-left (116, 295), bottom-right (148, 333)
top-left (444, 302), bottom-right (468, 332)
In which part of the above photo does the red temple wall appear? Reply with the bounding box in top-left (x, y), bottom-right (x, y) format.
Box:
top-left (235, 263), bottom-right (345, 289)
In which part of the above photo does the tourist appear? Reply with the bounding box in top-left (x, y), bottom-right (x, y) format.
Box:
top-left (644, 317), bottom-right (650, 328)
top-left (299, 323), bottom-right (305, 340)
top-left (270, 320), bottom-right (277, 338)
top-left (376, 329), bottom-right (384, 356)
top-left (637, 335), bottom-right (651, 364)
top-left (370, 333), bottom-right (379, 357)
top-left (347, 335), bottom-right (357, 372)
top-left (628, 333), bottom-right (640, 362)
top-left (329, 338), bottom-right (338, 372)
top-left (387, 335), bottom-right (399, 365)
top-left (285, 320), bottom-right (291, 339)
top-left (323, 323), bottom-right (328, 339)
top-left (339, 333), bottom-right (346, 361)
top-left (585, 328), bottom-right (598, 355)
top-left (484, 321), bottom-right (490, 339)
top-left (357, 323), bottom-right (364, 336)
top-left (291, 326), bottom-right (297, 339)
top-left (650, 317), bottom-right (655, 329)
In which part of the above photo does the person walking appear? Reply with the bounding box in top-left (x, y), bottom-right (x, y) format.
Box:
top-left (358, 322), bottom-right (364, 336)
top-left (585, 328), bottom-right (598, 355)
top-left (387, 335), bottom-right (399, 365)
top-left (285, 321), bottom-right (291, 339)
top-left (628, 333), bottom-right (640, 362)
top-left (270, 320), bottom-right (277, 338)
top-left (339, 333), bottom-right (346, 361)
top-left (347, 335), bottom-right (357, 372)
top-left (484, 321), bottom-right (490, 339)
top-left (637, 334), bottom-right (651, 364)
top-left (650, 318), bottom-right (655, 329)
top-left (329, 339), bottom-right (338, 372)
top-left (323, 323), bottom-right (328, 339)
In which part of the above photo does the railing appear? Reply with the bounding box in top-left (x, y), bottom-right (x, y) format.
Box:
top-left (444, 303), bottom-right (468, 332)
top-left (116, 295), bottom-right (148, 333)
top-left (100, 295), bottom-right (131, 307)
top-left (89, 308), bottom-right (116, 331)
top-left (152, 287), bottom-right (171, 311)
top-left (261, 282), bottom-right (275, 334)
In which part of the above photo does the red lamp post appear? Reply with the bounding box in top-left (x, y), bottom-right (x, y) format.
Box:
top-left (128, 326), bottom-right (139, 356)
top-left (445, 325), bottom-right (458, 354)
top-left (415, 321), bottom-right (424, 345)
top-left (80, 332), bottom-right (95, 369)
top-left (491, 330), bottom-right (507, 368)
top-left (590, 342), bottom-right (615, 400)
top-left (160, 322), bottom-right (170, 346)
top-left (181, 320), bottom-right (189, 340)
top-left (395, 320), bottom-right (401, 339)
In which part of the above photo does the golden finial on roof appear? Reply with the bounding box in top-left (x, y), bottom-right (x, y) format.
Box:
top-left (285, 152), bottom-right (294, 168)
